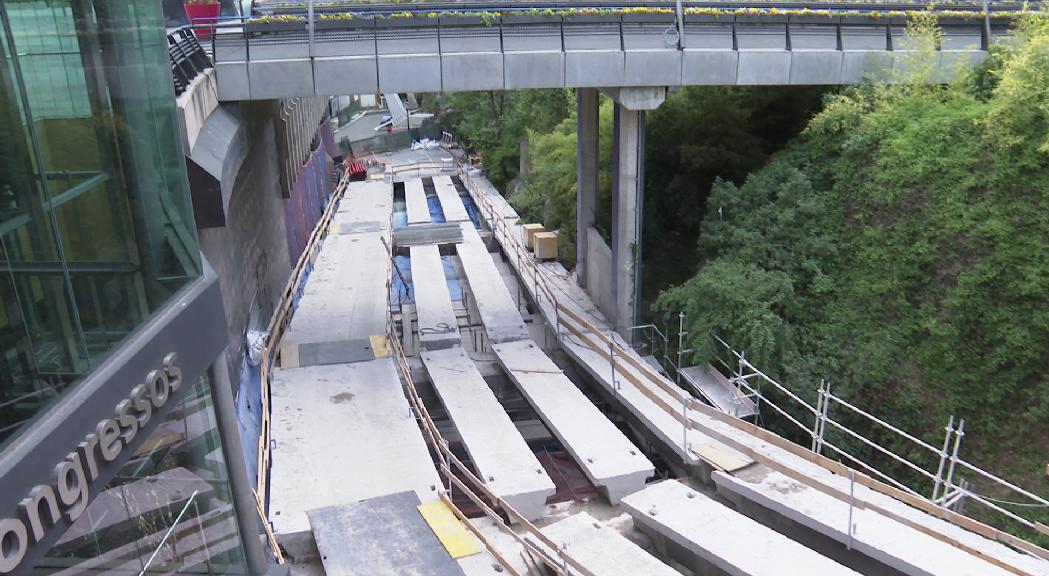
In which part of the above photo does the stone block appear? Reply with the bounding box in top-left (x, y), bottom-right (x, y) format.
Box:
top-left (504, 52), bottom-right (564, 89)
top-left (682, 50), bottom-right (738, 85)
top-left (378, 54), bottom-right (442, 92)
top-left (736, 51), bottom-right (791, 84)
top-left (441, 52), bottom-right (504, 91)
top-left (216, 61), bottom-right (250, 101)
top-left (566, 50), bottom-right (625, 87)
top-left (841, 50), bottom-right (894, 83)
top-left (790, 51), bottom-right (843, 85)
top-left (623, 50), bottom-right (682, 86)
top-left (247, 59), bottom-right (315, 99)
top-left (313, 56), bottom-right (379, 96)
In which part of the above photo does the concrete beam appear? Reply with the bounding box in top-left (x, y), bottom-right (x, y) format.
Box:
top-left (621, 480), bottom-right (862, 576)
top-left (405, 178), bottom-right (430, 225)
top-left (409, 244), bottom-right (461, 350)
top-left (600, 86), bottom-right (666, 111)
top-left (422, 347), bottom-right (555, 522)
top-left (575, 88), bottom-right (599, 289)
top-left (531, 512), bottom-right (679, 576)
top-left (492, 340), bottom-right (654, 504)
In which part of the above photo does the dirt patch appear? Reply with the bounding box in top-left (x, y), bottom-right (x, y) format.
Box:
top-left (330, 392), bottom-right (355, 404)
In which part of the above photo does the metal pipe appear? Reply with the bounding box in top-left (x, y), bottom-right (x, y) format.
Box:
top-left (931, 415), bottom-right (955, 502)
top-left (208, 352), bottom-right (271, 574)
top-left (942, 418), bottom-right (965, 496)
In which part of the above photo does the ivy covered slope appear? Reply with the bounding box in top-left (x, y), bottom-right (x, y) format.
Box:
top-left (657, 14), bottom-right (1049, 492)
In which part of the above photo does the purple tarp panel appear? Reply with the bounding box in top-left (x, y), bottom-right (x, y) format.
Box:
top-left (283, 137), bottom-right (337, 262)
top-left (321, 120), bottom-right (339, 159)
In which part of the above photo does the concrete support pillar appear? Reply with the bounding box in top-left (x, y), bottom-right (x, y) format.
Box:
top-left (576, 88), bottom-right (599, 288)
top-left (611, 102), bottom-right (645, 340)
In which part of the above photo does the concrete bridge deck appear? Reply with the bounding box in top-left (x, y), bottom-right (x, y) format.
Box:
top-left (211, 6), bottom-right (1009, 99)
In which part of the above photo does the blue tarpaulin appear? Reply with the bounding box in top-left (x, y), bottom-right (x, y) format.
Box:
top-left (391, 254), bottom-right (413, 305)
top-left (461, 194), bottom-right (482, 229)
top-left (426, 194), bottom-right (447, 223)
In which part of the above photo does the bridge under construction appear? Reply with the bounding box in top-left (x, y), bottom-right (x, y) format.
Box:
top-left (253, 145), bottom-right (1049, 576)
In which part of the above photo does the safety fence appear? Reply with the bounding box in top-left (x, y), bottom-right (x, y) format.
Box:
top-left (457, 163), bottom-right (1049, 567)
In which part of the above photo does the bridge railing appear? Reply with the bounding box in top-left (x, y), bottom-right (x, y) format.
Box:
top-left (168, 27), bottom-right (213, 96)
top-left (456, 153), bottom-right (1049, 557)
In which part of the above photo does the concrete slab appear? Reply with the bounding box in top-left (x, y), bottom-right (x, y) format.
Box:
top-left (455, 223), bottom-right (530, 343)
top-left (433, 175), bottom-right (470, 222)
top-left (421, 347), bottom-right (555, 521)
top-left (332, 179), bottom-right (393, 234)
top-left (411, 244), bottom-right (461, 349)
top-left (713, 469), bottom-right (1023, 576)
top-left (406, 178), bottom-right (431, 225)
top-left (269, 359), bottom-right (441, 535)
top-left (532, 511), bottom-right (679, 576)
top-left (308, 491), bottom-right (465, 576)
top-left (622, 480), bottom-right (861, 576)
top-left (492, 339), bottom-right (653, 503)
top-left (280, 232), bottom-right (389, 367)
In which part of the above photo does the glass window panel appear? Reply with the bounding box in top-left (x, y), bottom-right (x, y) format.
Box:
top-left (0, 0), bottom-right (204, 444)
top-left (33, 378), bottom-right (250, 575)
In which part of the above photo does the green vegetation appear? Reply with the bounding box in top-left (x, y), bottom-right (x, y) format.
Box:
top-left (656, 13), bottom-right (1049, 529)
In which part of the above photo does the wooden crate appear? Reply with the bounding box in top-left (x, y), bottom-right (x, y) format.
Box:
top-left (534, 231), bottom-right (558, 260)
top-left (522, 223), bottom-right (545, 249)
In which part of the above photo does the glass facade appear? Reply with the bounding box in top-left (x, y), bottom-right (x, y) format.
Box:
top-left (33, 377), bottom-right (249, 575)
top-left (0, 0), bottom-right (201, 444)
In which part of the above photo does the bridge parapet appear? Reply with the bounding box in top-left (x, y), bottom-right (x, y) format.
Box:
top-left (207, 6), bottom-right (1017, 100)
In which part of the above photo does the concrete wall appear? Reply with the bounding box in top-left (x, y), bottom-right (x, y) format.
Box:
top-left (176, 68), bottom-right (219, 156)
top-left (198, 105), bottom-right (294, 384)
top-left (585, 227), bottom-right (615, 323)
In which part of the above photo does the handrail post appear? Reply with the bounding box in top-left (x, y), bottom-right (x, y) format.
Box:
top-left (942, 418), bottom-right (965, 509)
top-left (812, 379), bottom-right (825, 452)
top-left (676, 311), bottom-right (685, 385)
top-left (815, 380), bottom-right (831, 456)
top-left (308, 0), bottom-right (315, 58)
top-left (931, 415), bottom-right (955, 502)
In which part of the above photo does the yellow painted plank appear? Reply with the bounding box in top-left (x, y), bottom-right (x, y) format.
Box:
top-left (417, 501), bottom-right (482, 559)
top-left (370, 334), bottom-right (391, 358)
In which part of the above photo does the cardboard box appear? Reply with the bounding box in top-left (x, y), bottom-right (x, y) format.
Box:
top-left (522, 223), bottom-right (545, 249)
top-left (534, 231), bottom-right (558, 260)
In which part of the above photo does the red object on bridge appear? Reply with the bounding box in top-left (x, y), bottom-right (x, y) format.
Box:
top-left (184, 3), bottom-right (220, 41)
top-left (347, 161), bottom-right (367, 181)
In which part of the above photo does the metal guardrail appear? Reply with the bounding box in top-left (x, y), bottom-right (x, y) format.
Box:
top-left (168, 27), bottom-right (213, 97)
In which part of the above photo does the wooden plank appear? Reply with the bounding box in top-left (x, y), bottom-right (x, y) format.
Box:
top-left (439, 492), bottom-right (523, 576)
